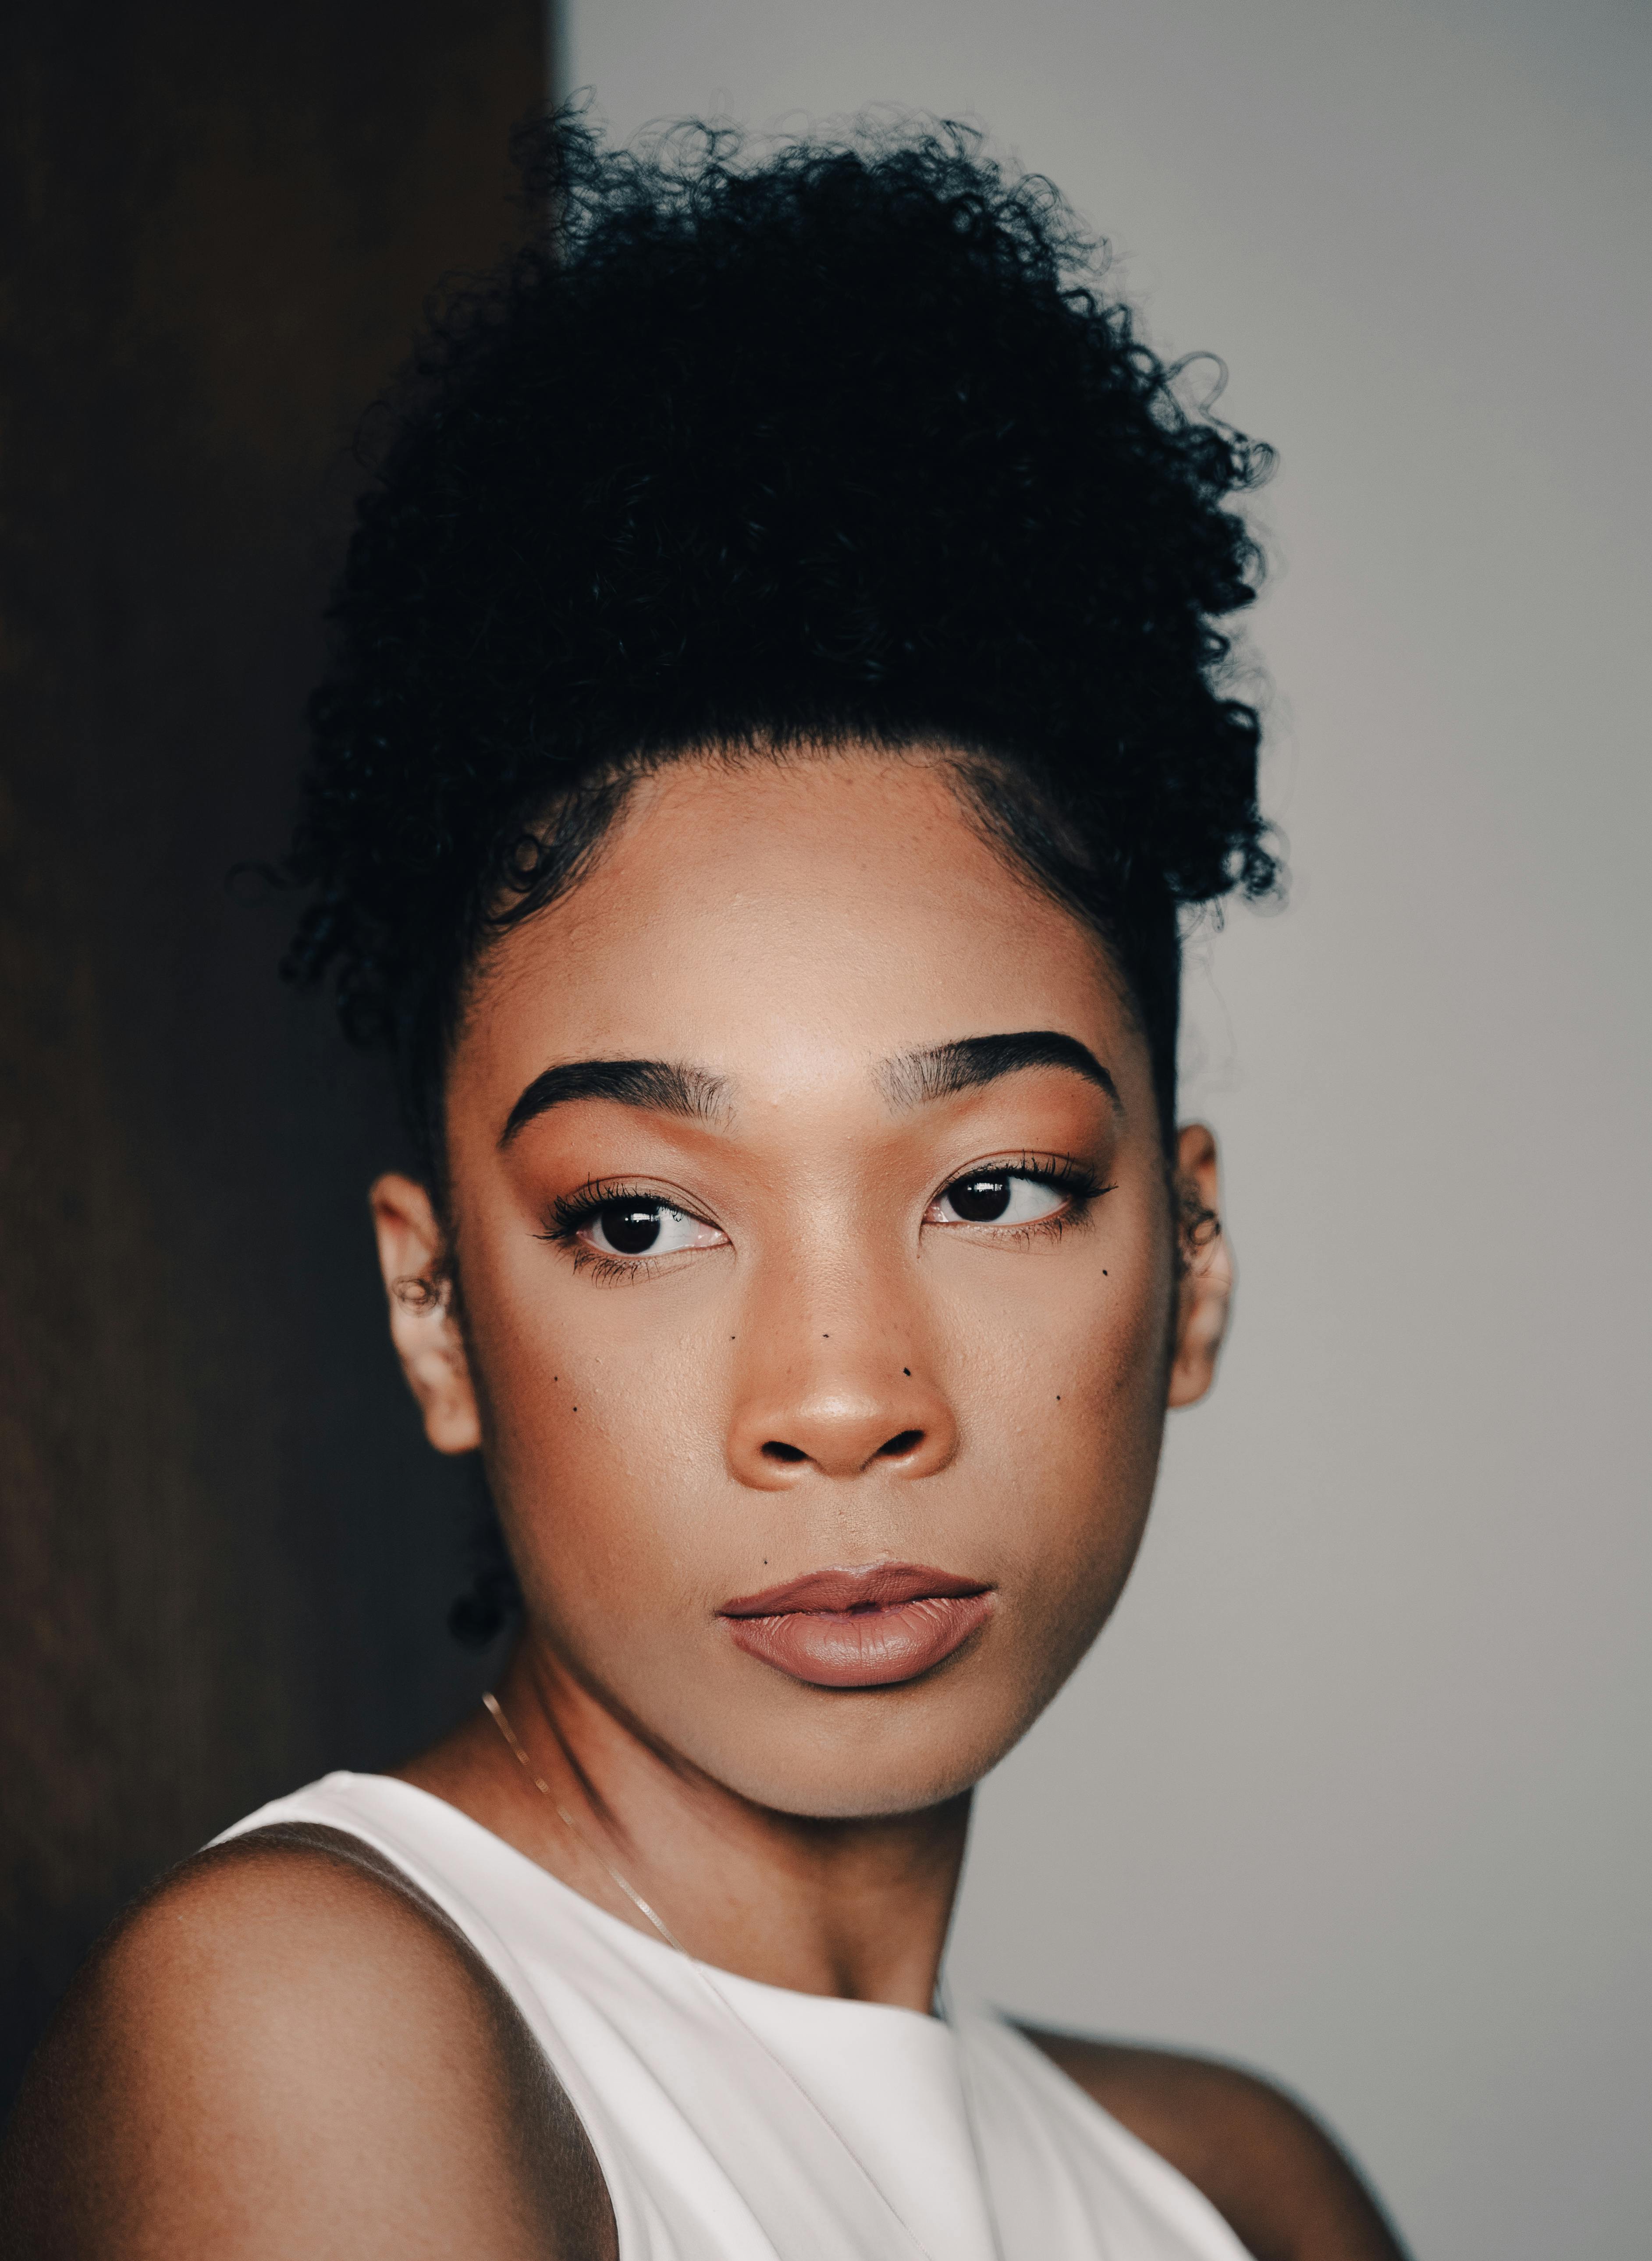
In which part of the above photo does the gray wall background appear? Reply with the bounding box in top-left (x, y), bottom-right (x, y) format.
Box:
top-left (568, 5), bottom-right (1650, 2255)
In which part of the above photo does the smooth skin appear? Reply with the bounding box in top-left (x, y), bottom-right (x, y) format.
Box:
top-left (0, 751), bottom-right (1406, 2259)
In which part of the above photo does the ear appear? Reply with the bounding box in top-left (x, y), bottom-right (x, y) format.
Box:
top-left (369, 1173), bottom-right (482, 1454)
top-left (1166, 1123), bottom-right (1233, 1410)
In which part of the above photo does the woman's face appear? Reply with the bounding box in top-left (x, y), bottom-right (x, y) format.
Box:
top-left (379, 752), bottom-right (1228, 1818)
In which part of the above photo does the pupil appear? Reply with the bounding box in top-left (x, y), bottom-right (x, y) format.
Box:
top-left (600, 1201), bottom-right (662, 1254)
top-left (951, 1175), bottom-right (1012, 1222)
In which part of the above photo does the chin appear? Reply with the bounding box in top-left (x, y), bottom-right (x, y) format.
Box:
top-left (696, 1693), bottom-right (1026, 1822)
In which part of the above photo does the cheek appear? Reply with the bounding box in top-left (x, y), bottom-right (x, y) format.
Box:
top-left (944, 1225), bottom-right (1174, 1651)
top-left (459, 1254), bottom-right (737, 1616)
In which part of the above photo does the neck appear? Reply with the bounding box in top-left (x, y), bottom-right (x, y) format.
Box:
top-left (401, 1633), bottom-right (972, 2014)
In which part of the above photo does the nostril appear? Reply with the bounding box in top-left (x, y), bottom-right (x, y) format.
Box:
top-left (761, 1441), bottom-right (809, 1464)
top-left (876, 1430), bottom-right (924, 1459)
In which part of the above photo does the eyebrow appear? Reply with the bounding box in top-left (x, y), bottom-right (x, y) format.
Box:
top-left (500, 1058), bottom-right (731, 1147)
top-left (878, 1030), bottom-right (1121, 1111)
top-left (500, 1029), bottom-right (1117, 1147)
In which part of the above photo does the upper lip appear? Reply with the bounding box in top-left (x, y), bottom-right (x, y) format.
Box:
top-left (718, 1562), bottom-right (989, 1617)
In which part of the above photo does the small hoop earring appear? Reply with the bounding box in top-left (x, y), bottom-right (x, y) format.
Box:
top-left (1176, 1184), bottom-right (1222, 1272)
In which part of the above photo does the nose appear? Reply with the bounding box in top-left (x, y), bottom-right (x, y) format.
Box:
top-left (725, 1323), bottom-right (959, 1491)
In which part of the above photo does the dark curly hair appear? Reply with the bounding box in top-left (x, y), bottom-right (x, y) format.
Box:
top-left (285, 104), bottom-right (1276, 1182)
top-left (281, 108), bottom-right (1280, 1642)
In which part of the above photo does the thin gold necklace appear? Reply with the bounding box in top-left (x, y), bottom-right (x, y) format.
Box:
top-left (482, 1689), bottom-right (1008, 2261)
top-left (483, 1690), bottom-right (697, 1956)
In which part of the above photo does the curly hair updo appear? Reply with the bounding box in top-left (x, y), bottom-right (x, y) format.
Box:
top-left (282, 106), bottom-right (1278, 1182)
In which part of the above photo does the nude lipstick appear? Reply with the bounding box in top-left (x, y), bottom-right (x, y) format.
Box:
top-left (718, 1562), bottom-right (993, 1688)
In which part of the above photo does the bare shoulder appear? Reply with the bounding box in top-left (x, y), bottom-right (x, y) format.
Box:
top-left (1020, 2026), bottom-right (1409, 2261)
top-left (0, 1823), bottom-right (615, 2261)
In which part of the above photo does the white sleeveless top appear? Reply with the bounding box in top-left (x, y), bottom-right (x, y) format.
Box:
top-left (216, 1774), bottom-right (1250, 2261)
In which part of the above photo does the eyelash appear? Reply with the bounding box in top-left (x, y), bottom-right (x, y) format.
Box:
top-left (538, 1155), bottom-right (1108, 1283)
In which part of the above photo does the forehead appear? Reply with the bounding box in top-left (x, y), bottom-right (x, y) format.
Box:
top-left (456, 752), bottom-right (1135, 1105)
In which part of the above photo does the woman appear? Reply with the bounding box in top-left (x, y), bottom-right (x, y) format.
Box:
top-left (2, 116), bottom-right (1408, 2260)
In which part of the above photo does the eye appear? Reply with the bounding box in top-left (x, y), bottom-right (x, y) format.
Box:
top-left (927, 1170), bottom-right (1071, 1228)
top-left (579, 1199), bottom-right (725, 1259)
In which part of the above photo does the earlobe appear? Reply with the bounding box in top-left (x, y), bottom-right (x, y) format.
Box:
top-left (1166, 1124), bottom-right (1233, 1410)
top-left (369, 1174), bottom-right (482, 1454)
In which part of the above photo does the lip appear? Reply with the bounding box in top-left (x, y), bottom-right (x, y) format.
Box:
top-left (718, 1562), bottom-right (994, 1689)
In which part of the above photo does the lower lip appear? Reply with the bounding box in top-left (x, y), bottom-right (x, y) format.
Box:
top-left (722, 1592), bottom-right (994, 1688)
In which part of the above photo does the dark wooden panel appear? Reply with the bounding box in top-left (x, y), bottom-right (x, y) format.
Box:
top-left (0, 0), bottom-right (545, 2102)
